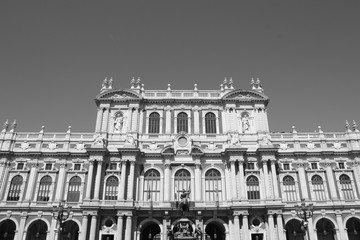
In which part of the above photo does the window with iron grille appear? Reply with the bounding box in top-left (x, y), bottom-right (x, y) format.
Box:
top-left (67, 176), bottom-right (81, 202)
top-left (37, 176), bottom-right (52, 201)
top-left (311, 175), bottom-right (326, 200)
top-left (246, 175), bottom-right (260, 199)
top-left (283, 175), bottom-right (297, 201)
top-left (338, 162), bottom-right (345, 169)
top-left (174, 169), bottom-right (191, 200)
top-left (339, 174), bottom-right (355, 200)
top-left (247, 163), bottom-right (255, 170)
top-left (205, 112), bottom-right (216, 134)
top-left (74, 164), bottom-right (81, 171)
top-left (311, 163), bottom-right (318, 170)
top-left (148, 112), bottom-right (160, 134)
top-left (105, 176), bottom-right (119, 200)
top-left (7, 175), bottom-right (23, 201)
top-left (283, 163), bottom-right (290, 170)
top-left (177, 112), bottom-right (188, 133)
top-left (205, 169), bottom-right (222, 201)
top-left (143, 169), bottom-right (160, 201)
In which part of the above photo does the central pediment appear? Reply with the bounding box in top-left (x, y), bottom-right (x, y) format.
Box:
top-left (96, 89), bottom-right (143, 101)
top-left (222, 89), bottom-right (269, 103)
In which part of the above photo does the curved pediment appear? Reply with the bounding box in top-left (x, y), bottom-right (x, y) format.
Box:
top-left (222, 90), bottom-right (269, 102)
top-left (96, 89), bottom-right (143, 101)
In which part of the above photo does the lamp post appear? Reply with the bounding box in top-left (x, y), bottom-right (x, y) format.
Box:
top-left (52, 200), bottom-right (72, 239)
top-left (295, 198), bottom-right (314, 240)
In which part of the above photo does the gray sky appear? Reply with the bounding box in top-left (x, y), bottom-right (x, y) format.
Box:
top-left (1, 1), bottom-right (359, 133)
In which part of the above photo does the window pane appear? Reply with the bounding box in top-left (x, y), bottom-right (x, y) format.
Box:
top-left (149, 112), bottom-right (160, 134)
top-left (205, 113), bottom-right (216, 134)
top-left (7, 175), bottom-right (23, 201)
top-left (177, 112), bottom-right (188, 133)
top-left (37, 176), bottom-right (52, 201)
top-left (105, 176), bottom-right (119, 200)
top-left (67, 176), bottom-right (81, 202)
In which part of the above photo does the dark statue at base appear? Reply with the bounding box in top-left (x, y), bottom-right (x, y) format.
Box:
top-left (167, 219), bottom-right (202, 240)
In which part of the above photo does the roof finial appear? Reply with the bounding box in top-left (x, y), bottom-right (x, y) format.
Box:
top-left (318, 126), bottom-right (323, 133)
top-left (10, 120), bottom-right (17, 132)
top-left (40, 126), bottom-right (45, 133)
top-left (108, 77), bottom-right (113, 89)
top-left (353, 120), bottom-right (359, 132)
top-left (292, 126), bottom-right (297, 133)
top-left (345, 120), bottom-right (352, 132)
top-left (251, 78), bottom-right (256, 90)
top-left (130, 77), bottom-right (136, 89)
top-left (194, 84), bottom-right (198, 91)
top-left (223, 77), bottom-right (228, 89)
top-left (2, 120), bottom-right (9, 133)
top-left (136, 77), bottom-right (141, 89)
top-left (67, 126), bottom-right (72, 134)
top-left (229, 77), bottom-right (234, 89)
top-left (167, 84), bottom-right (171, 91)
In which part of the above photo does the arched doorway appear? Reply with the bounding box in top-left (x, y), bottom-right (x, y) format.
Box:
top-left (59, 220), bottom-right (79, 240)
top-left (140, 222), bottom-right (161, 240)
top-left (346, 217), bottom-right (360, 240)
top-left (285, 219), bottom-right (305, 240)
top-left (205, 222), bottom-right (225, 240)
top-left (0, 219), bottom-right (16, 240)
top-left (316, 218), bottom-right (336, 240)
top-left (26, 220), bottom-right (48, 240)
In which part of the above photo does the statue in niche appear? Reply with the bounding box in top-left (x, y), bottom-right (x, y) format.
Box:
top-left (178, 189), bottom-right (191, 214)
top-left (242, 113), bottom-right (250, 132)
top-left (114, 113), bottom-right (123, 132)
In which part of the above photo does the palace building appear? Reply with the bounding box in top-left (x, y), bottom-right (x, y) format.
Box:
top-left (1, 77), bottom-right (360, 240)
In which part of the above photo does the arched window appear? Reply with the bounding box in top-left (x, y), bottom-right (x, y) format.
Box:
top-left (7, 175), bottom-right (23, 201)
top-left (339, 174), bottom-right (355, 200)
top-left (177, 112), bottom-right (188, 133)
top-left (174, 169), bottom-right (191, 200)
top-left (283, 176), bottom-right (297, 201)
top-left (148, 112), bottom-right (160, 134)
top-left (311, 175), bottom-right (326, 201)
top-left (37, 176), bottom-right (52, 201)
top-left (205, 169), bottom-right (222, 201)
top-left (143, 169), bottom-right (161, 201)
top-left (105, 176), bottom-right (119, 200)
top-left (67, 176), bottom-right (81, 202)
top-left (205, 112), bottom-right (217, 134)
top-left (246, 176), bottom-right (260, 199)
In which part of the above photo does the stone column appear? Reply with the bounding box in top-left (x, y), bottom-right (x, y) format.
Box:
top-left (127, 161), bottom-right (135, 200)
top-left (125, 214), bottom-right (133, 240)
top-left (85, 160), bottom-right (94, 200)
top-left (164, 162), bottom-right (170, 201)
top-left (103, 107), bottom-right (110, 132)
top-left (138, 109), bottom-right (144, 134)
top-left (230, 160), bottom-right (237, 199)
top-left (89, 214), bottom-right (97, 240)
top-left (95, 107), bottom-right (103, 132)
top-left (17, 212), bottom-right (28, 240)
top-left (336, 211), bottom-right (348, 240)
top-left (233, 213), bottom-right (240, 240)
top-left (238, 160), bottom-right (246, 200)
top-left (297, 163), bottom-right (309, 200)
top-left (221, 109), bottom-right (227, 133)
top-left (49, 215), bottom-right (58, 240)
top-left (224, 162), bottom-right (232, 201)
top-left (0, 161), bottom-right (9, 200)
top-left (271, 160), bottom-right (280, 199)
top-left (194, 160), bottom-right (201, 201)
top-left (24, 162), bottom-right (38, 202)
top-left (241, 214), bottom-right (249, 240)
top-left (165, 106), bottom-right (171, 134)
top-left (117, 213), bottom-right (124, 240)
top-left (54, 161), bottom-right (67, 202)
top-left (325, 162), bottom-right (338, 200)
top-left (194, 107), bottom-right (200, 134)
top-left (307, 217), bottom-right (317, 240)
top-left (127, 108), bottom-right (133, 132)
top-left (262, 160), bottom-right (271, 199)
top-left (276, 214), bottom-right (286, 240)
top-left (119, 161), bottom-right (127, 200)
top-left (267, 213), bottom-right (277, 240)
top-left (93, 161), bottom-right (103, 200)
top-left (80, 213), bottom-right (89, 240)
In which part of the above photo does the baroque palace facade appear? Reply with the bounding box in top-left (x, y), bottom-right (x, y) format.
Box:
top-left (1, 78), bottom-right (360, 240)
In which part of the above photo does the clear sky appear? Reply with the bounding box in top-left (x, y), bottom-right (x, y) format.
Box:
top-left (0, 1), bottom-right (359, 133)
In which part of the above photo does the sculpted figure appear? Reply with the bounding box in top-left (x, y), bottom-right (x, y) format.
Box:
top-left (242, 114), bottom-right (250, 132)
top-left (114, 114), bottom-right (123, 132)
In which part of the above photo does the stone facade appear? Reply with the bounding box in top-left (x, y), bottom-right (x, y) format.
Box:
top-left (0, 77), bottom-right (360, 240)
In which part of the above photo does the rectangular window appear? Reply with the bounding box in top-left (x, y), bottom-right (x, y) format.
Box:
top-left (74, 164), bottom-right (81, 171)
top-left (248, 163), bottom-right (255, 170)
top-left (17, 163), bottom-right (24, 170)
top-left (338, 162), bottom-right (345, 169)
top-left (283, 164), bottom-right (290, 170)
top-left (311, 163), bottom-right (318, 170)
top-left (109, 163), bottom-right (117, 170)
top-left (45, 163), bottom-right (52, 170)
